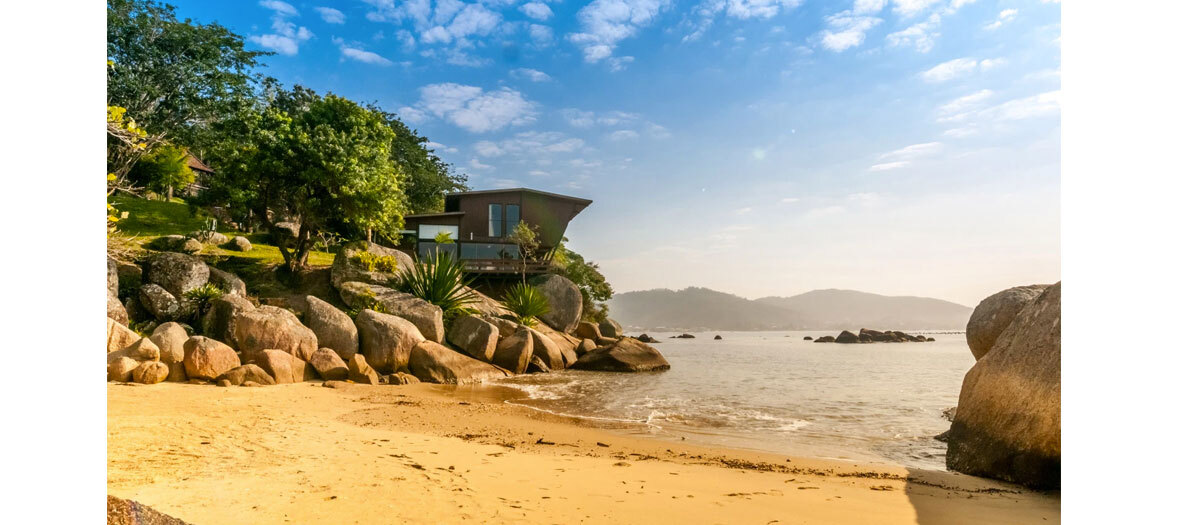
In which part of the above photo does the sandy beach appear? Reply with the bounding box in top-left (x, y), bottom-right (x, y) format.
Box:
top-left (107, 382), bottom-right (1060, 524)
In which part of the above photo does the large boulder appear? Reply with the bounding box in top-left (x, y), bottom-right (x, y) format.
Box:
top-left (108, 292), bottom-right (129, 326)
top-left (201, 294), bottom-right (255, 347)
top-left (483, 316), bottom-right (522, 338)
top-left (107, 257), bottom-right (119, 297)
top-left (529, 274), bottom-right (582, 333)
top-left (304, 296), bottom-right (359, 360)
top-left (576, 338), bottom-right (597, 356)
top-left (149, 322), bottom-right (189, 382)
top-left (120, 337), bottom-right (160, 362)
top-left (250, 349), bottom-right (313, 384)
top-left (465, 287), bottom-right (511, 317)
top-left (227, 235), bottom-right (253, 252)
top-left (308, 347), bottom-right (348, 381)
top-left (145, 252), bottom-right (209, 298)
top-left (575, 321), bottom-right (603, 341)
top-left (834, 330), bottom-right (860, 344)
top-left (233, 306), bottom-right (318, 362)
top-left (208, 267), bottom-right (247, 296)
top-left (339, 282), bottom-right (444, 343)
top-left (330, 241), bottom-right (413, 289)
top-left (347, 353), bottom-right (380, 385)
top-left (216, 364), bottom-right (276, 386)
top-left (107, 317), bottom-right (140, 354)
top-left (598, 318), bottom-right (623, 338)
top-left (408, 340), bottom-right (510, 384)
top-left (355, 309), bottom-right (425, 373)
top-left (107, 356), bottom-right (140, 382)
top-left (447, 315), bottom-right (499, 362)
top-left (532, 323), bottom-right (580, 367)
top-left (492, 330), bottom-right (533, 374)
top-left (526, 328), bottom-right (566, 371)
top-left (182, 336), bottom-right (240, 380)
top-left (571, 337), bottom-right (671, 373)
top-left (132, 361), bottom-right (170, 384)
top-left (138, 284), bottom-right (182, 321)
top-left (947, 282), bottom-right (1061, 489)
top-left (270, 221), bottom-right (300, 243)
top-left (966, 284), bottom-right (1051, 360)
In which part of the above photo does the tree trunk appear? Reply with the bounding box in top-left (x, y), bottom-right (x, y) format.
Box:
top-left (167, 185), bottom-right (174, 201)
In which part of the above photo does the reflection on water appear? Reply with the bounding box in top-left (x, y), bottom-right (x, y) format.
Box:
top-left (494, 331), bottom-right (974, 470)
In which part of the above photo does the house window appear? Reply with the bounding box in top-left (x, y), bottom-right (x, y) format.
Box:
top-left (505, 204), bottom-right (520, 234)
top-left (489, 203), bottom-right (521, 237)
top-left (418, 224), bottom-right (458, 242)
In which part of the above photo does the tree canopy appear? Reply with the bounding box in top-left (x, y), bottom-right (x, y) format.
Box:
top-left (551, 241), bottom-right (614, 322)
top-left (128, 143), bottom-right (194, 199)
top-left (382, 113), bottom-right (469, 214)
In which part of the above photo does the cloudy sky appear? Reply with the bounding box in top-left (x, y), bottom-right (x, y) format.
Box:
top-left (171, 0), bottom-right (1061, 306)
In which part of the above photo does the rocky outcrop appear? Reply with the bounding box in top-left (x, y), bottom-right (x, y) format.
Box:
top-left (533, 323), bottom-right (580, 367)
top-left (526, 328), bottom-right (566, 371)
top-left (107, 318), bottom-right (140, 354)
top-left (355, 309), bottom-right (425, 373)
top-left (201, 294), bottom-right (254, 347)
top-left (530, 274), bottom-right (582, 333)
top-left (339, 282), bottom-right (444, 343)
top-left (814, 336), bottom-right (835, 343)
top-left (492, 330), bottom-right (533, 374)
top-left (835, 330), bottom-right (860, 344)
top-left (233, 306), bottom-right (318, 362)
top-left (408, 340), bottom-right (511, 384)
top-left (347, 353), bottom-right (380, 385)
top-left (303, 296), bottom-right (359, 360)
top-left (251, 349), bottom-right (313, 384)
top-left (145, 252), bottom-right (209, 297)
top-left (138, 284), bottom-right (182, 321)
top-left (108, 292), bottom-right (129, 325)
top-left (107, 495), bottom-right (192, 525)
top-left (571, 337), bottom-right (671, 373)
top-left (208, 267), bottom-right (246, 296)
top-left (966, 284), bottom-right (1051, 360)
top-left (330, 241), bottom-right (413, 289)
top-left (447, 315), bottom-right (499, 362)
top-left (182, 336), bottom-right (240, 380)
top-left (308, 347), bottom-right (348, 381)
top-left (149, 323), bottom-right (189, 382)
top-left (598, 318), bottom-right (623, 338)
top-left (947, 282), bottom-right (1060, 489)
top-left (132, 361), bottom-right (170, 384)
top-left (216, 364), bottom-right (276, 386)
top-left (575, 321), bottom-right (603, 341)
top-left (108, 356), bottom-right (140, 382)
top-left (228, 236), bottom-right (252, 252)
top-left (576, 338), bottom-right (597, 356)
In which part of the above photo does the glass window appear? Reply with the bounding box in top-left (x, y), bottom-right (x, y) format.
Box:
top-left (418, 224), bottom-right (458, 242)
top-left (460, 242), bottom-right (519, 260)
top-left (489, 204), bottom-right (503, 237)
top-left (505, 204), bottom-right (520, 234)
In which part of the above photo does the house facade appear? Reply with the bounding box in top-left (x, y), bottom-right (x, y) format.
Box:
top-left (402, 188), bottom-right (592, 273)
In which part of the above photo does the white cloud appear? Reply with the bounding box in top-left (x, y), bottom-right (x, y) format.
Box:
top-left (820, 11), bottom-right (881, 52)
top-left (477, 131), bottom-right (587, 160)
top-left (609, 129), bottom-right (640, 141)
top-left (938, 89), bottom-right (993, 115)
top-left (260, 0), bottom-right (297, 17)
top-left (984, 8), bottom-right (1018, 30)
top-left (943, 127), bottom-right (977, 138)
top-left (511, 68), bottom-right (552, 82)
top-left (684, 0), bottom-right (802, 41)
top-left (397, 106), bottom-right (428, 123)
top-left (870, 161), bottom-right (909, 171)
top-left (249, 6), bottom-right (314, 56)
top-left (979, 57), bottom-right (1006, 71)
top-left (569, 0), bottom-right (671, 66)
top-left (425, 141), bottom-right (459, 153)
top-left (853, 0), bottom-right (886, 15)
top-left (892, 0), bottom-right (940, 17)
top-left (315, 6), bottom-right (345, 24)
top-left (879, 141), bottom-right (943, 161)
top-left (848, 191), bottom-right (880, 204)
top-left (528, 24), bottom-right (555, 45)
top-left (921, 57), bottom-right (977, 82)
top-left (734, 206), bottom-right (753, 215)
top-left (406, 83), bottom-right (538, 133)
top-left (886, 16), bottom-right (940, 53)
top-left (780, 197), bottom-right (800, 203)
top-left (474, 141), bottom-right (504, 157)
top-left (334, 39), bottom-right (393, 65)
top-left (519, 2), bottom-right (553, 20)
top-left (977, 90), bottom-right (1060, 121)
top-left (470, 158), bottom-right (495, 170)
top-left (561, 109), bottom-right (641, 128)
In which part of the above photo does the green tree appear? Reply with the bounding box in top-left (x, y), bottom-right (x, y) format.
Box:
top-left (128, 144), bottom-right (195, 200)
top-left (551, 241), bottom-right (614, 323)
top-left (207, 86), bottom-right (407, 271)
top-left (380, 112), bottom-right (469, 213)
top-left (506, 222), bottom-right (540, 284)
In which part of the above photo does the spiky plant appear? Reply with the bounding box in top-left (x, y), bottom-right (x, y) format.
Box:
top-left (399, 248), bottom-right (479, 320)
top-left (182, 282), bottom-right (224, 321)
top-left (503, 283), bottom-right (549, 327)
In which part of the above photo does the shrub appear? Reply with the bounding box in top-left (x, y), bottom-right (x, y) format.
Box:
top-left (433, 230), bottom-right (454, 244)
top-left (351, 251), bottom-right (399, 273)
top-left (399, 248), bottom-right (478, 321)
top-left (503, 283), bottom-right (549, 327)
top-left (345, 286), bottom-right (389, 318)
top-left (182, 283), bottom-right (224, 320)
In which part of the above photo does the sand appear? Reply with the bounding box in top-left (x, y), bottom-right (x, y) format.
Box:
top-left (108, 382), bottom-right (1060, 524)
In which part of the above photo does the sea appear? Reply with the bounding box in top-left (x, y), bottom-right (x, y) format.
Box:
top-left (493, 330), bottom-right (975, 471)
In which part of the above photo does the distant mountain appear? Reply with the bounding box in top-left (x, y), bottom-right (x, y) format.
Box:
top-left (607, 287), bottom-right (972, 331)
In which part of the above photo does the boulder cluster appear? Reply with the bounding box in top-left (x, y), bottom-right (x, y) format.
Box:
top-left (107, 241), bottom-right (670, 388)
top-left (812, 329), bottom-right (934, 343)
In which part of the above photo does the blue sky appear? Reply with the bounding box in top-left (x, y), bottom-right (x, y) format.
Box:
top-left (168, 0), bottom-right (1061, 305)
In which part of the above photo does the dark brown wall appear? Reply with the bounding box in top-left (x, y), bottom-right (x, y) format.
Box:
top-left (453, 191), bottom-right (584, 249)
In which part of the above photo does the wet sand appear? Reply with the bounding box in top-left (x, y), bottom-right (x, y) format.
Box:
top-left (107, 382), bottom-right (1060, 524)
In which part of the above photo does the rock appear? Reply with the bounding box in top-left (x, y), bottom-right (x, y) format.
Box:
top-left (150, 322), bottom-right (189, 382)
top-left (270, 221), bottom-right (299, 243)
top-left (571, 338), bottom-right (671, 373)
top-left (107, 318), bottom-right (140, 353)
top-left (526, 328), bottom-right (566, 371)
top-left (216, 364), bottom-right (276, 386)
top-left (201, 294), bottom-right (255, 347)
top-left (947, 282), bottom-right (1061, 489)
top-left (598, 336), bottom-right (619, 345)
top-left (483, 316), bottom-right (522, 338)
top-left (575, 321), bottom-right (603, 341)
top-left (107, 495), bottom-right (191, 525)
top-left (124, 295), bottom-right (150, 324)
top-left (347, 353), bottom-right (380, 385)
top-left (146, 252), bottom-right (209, 298)
top-left (182, 336), bottom-right (240, 380)
top-left (835, 330), bottom-right (860, 344)
top-left (803, 336), bottom-right (813, 341)
top-left (598, 318), bottom-right (623, 338)
top-left (322, 380), bottom-right (350, 389)
top-left (942, 407), bottom-right (958, 422)
top-left (533, 323), bottom-right (581, 367)
top-left (233, 306), bottom-right (318, 362)
top-left (713, 335), bottom-right (722, 340)
top-left (242, 380), bottom-right (264, 387)
top-left (408, 340), bottom-right (511, 384)
top-left (526, 355), bottom-right (551, 373)
top-left (966, 284), bottom-right (1051, 360)
top-left (108, 292), bottom-right (129, 325)
top-left (355, 309), bottom-right (425, 373)
top-left (227, 236), bottom-right (252, 251)
top-left (123, 337), bottom-right (160, 361)
top-left (132, 361), bottom-right (169, 384)
top-left (858, 332), bottom-right (873, 343)
top-left (492, 330), bottom-right (533, 374)
top-left (387, 372), bottom-right (420, 385)
top-left (217, 379), bottom-right (232, 387)
top-left (529, 274), bottom-right (582, 333)
top-left (251, 349), bottom-right (313, 384)
top-left (671, 333), bottom-right (696, 339)
top-left (208, 232), bottom-right (229, 245)
top-left (180, 238), bottom-right (203, 254)
top-left (108, 356), bottom-right (139, 382)
top-left (447, 315), bottom-right (499, 362)
top-left (138, 284), bottom-right (182, 321)
top-left (814, 336), bottom-right (835, 343)
top-left (308, 347), bottom-right (349, 381)
top-left (576, 338), bottom-right (597, 356)
top-left (208, 267), bottom-right (247, 296)
top-left (330, 241), bottom-right (413, 289)
top-left (108, 257), bottom-right (121, 297)
top-left (636, 334), bottom-right (660, 343)
top-left (466, 286), bottom-right (512, 317)
top-left (928, 337), bottom-right (936, 342)
top-left (304, 296), bottom-right (359, 360)
top-left (339, 282), bottom-right (444, 343)
top-left (934, 430), bottom-right (950, 443)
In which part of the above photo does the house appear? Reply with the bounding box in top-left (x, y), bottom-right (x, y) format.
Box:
top-left (181, 153), bottom-right (215, 197)
top-left (402, 188), bottom-right (592, 274)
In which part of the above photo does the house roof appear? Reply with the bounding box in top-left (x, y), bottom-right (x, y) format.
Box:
top-left (403, 211), bottom-right (465, 219)
top-left (446, 188), bottom-right (592, 205)
top-left (186, 154), bottom-right (214, 173)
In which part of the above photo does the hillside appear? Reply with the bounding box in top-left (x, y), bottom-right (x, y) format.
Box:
top-left (607, 287), bottom-right (972, 331)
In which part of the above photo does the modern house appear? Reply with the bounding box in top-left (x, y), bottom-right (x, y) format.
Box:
top-left (181, 153), bottom-right (215, 197)
top-left (402, 188), bottom-right (592, 274)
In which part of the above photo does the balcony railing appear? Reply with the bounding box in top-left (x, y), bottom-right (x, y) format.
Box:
top-left (417, 241), bottom-right (550, 274)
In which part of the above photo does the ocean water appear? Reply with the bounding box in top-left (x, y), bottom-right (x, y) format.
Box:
top-left (494, 331), bottom-right (976, 471)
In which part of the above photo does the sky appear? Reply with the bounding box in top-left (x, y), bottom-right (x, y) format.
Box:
top-left (167, 0), bottom-right (1061, 306)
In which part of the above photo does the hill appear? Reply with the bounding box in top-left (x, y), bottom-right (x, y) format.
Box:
top-left (607, 287), bottom-right (972, 331)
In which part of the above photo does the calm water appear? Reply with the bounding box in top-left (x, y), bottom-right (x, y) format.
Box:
top-left (494, 331), bottom-right (975, 470)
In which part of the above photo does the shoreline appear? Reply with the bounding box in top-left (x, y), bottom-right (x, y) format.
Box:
top-left (108, 382), bottom-right (1059, 524)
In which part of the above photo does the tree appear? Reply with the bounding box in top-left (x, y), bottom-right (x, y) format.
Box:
top-left (128, 144), bottom-right (195, 200)
top-left (551, 241), bottom-right (614, 323)
top-left (379, 112), bottom-right (469, 213)
top-left (506, 222), bottom-right (540, 284)
top-left (207, 86), bottom-right (407, 271)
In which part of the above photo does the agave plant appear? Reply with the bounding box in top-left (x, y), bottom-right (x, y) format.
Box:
top-left (182, 282), bottom-right (224, 321)
top-left (503, 283), bottom-right (549, 327)
top-left (399, 248), bottom-right (478, 320)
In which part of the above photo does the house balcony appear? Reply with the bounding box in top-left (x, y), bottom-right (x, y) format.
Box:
top-left (416, 241), bottom-right (551, 275)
